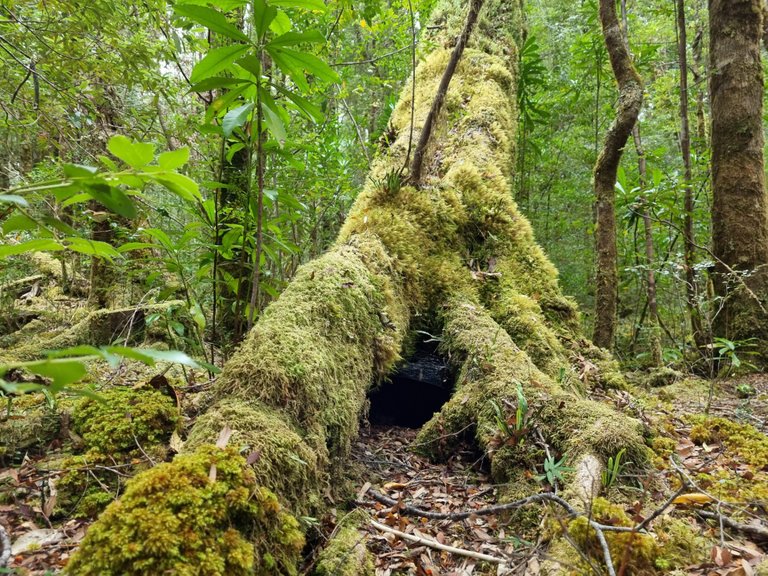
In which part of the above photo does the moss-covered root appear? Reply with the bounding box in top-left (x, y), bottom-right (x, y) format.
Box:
top-left (415, 296), bottom-right (648, 488)
top-left (65, 446), bottom-right (304, 576)
top-left (313, 510), bottom-right (374, 576)
top-left (214, 235), bottom-right (408, 462)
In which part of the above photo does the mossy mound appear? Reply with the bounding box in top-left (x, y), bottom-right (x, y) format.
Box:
top-left (185, 399), bottom-right (323, 514)
top-left (547, 498), bottom-right (709, 574)
top-left (72, 387), bottom-right (179, 453)
top-left (0, 406), bottom-right (60, 460)
top-left (313, 510), bottom-right (374, 576)
top-left (688, 415), bottom-right (768, 468)
top-left (65, 446), bottom-right (304, 576)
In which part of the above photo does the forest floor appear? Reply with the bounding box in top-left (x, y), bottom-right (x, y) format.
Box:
top-left (2, 372), bottom-right (768, 575)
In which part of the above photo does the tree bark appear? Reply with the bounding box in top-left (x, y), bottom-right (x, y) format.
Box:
top-left (676, 0), bottom-right (708, 353)
top-left (709, 0), bottom-right (768, 362)
top-left (66, 2), bottom-right (647, 573)
top-left (592, 0), bottom-right (643, 349)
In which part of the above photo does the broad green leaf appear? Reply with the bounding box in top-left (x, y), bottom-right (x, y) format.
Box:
top-left (143, 227), bottom-right (174, 250)
top-left (2, 213), bottom-right (37, 234)
top-left (87, 185), bottom-right (138, 219)
top-left (41, 216), bottom-right (79, 236)
top-left (268, 30), bottom-right (325, 47)
top-left (190, 44), bottom-right (250, 83)
top-left (235, 54), bottom-right (262, 78)
top-left (117, 242), bottom-right (157, 253)
top-left (130, 348), bottom-right (209, 369)
top-left (253, 0), bottom-right (278, 38)
top-left (62, 164), bottom-right (98, 178)
top-left (107, 135), bottom-right (155, 169)
top-left (176, 0), bottom-right (247, 9)
top-left (0, 194), bottom-right (28, 207)
top-left (0, 239), bottom-right (64, 258)
top-left (269, 0), bottom-right (326, 12)
top-left (189, 302), bottom-right (206, 332)
top-left (155, 173), bottom-right (202, 202)
top-left (158, 147), bottom-right (190, 170)
top-left (262, 103), bottom-right (287, 145)
top-left (226, 142), bottom-right (246, 162)
top-left (174, 4), bottom-right (250, 42)
top-left (104, 346), bottom-right (155, 365)
top-left (47, 345), bottom-right (102, 358)
top-left (222, 102), bottom-right (254, 137)
top-left (64, 237), bottom-right (122, 260)
top-left (267, 48), bottom-right (309, 92)
top-left (270, 47), bottom-right (338, 82)
top-left (24, 359), bottom-right (88, 392)
top-left (269, 10), bottom-right (292, 35)
top-left (273, 83), bottom-right (323, 122)
top-left (190, 77), bottom-right (252, 92)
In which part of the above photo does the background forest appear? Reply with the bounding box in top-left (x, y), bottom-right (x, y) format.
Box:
top-left (0, 0), bottom-right (729, 366)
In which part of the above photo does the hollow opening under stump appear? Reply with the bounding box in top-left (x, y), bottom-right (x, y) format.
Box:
top-left (367, 343), bottom-right (454, 428)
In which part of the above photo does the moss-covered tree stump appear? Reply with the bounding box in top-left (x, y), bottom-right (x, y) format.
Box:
top-left (67, 0), bottom-right (648, 573)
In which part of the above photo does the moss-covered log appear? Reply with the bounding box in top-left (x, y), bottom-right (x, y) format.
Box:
top-left (67, 1), bottom-right (648, 573)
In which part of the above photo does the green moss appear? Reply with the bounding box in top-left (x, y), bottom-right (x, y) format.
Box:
top-left (314, 510), bottom-right (374, 576)
top-left (72, 387), bottom-right (179, 453)
top-left (642, 367), bottom-right (683, 388)
top-left (65, 446), bottom-right (304, 576)
top-left (688, 415), bottom-right (768, 468)
top-left (185, 399), bottom-right (322, 514)
top-left (549, 499), bottom-right (708, 575)
top-left (0, 406), bottom-right (60, 459)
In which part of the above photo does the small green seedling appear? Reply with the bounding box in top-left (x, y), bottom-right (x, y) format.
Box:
top-left (601, 448), bottom-right (628, 488)
top-left (536, 454), bottom-right (571, 487)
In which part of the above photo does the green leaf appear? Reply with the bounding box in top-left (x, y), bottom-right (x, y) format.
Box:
top-left (62, 164), bottom-right (98, 178)
top-left (0, 194), bottom-right (28, 207)
top-left (24, 359), bottom-right (88, 392)
top-left (262, 105), bottom-right (287, 145)
top-left (64, 237), bottom-right (122, 261)
top-left (107, 135), bottom-right (155, 169)
top-left (2, 213), bottom-right (37, 234)
top-left (222, 102), bottom-right (255, 137)
top-left (132, 348), bottom-right (204, 369)
top-left (273, 84), bottom-right (323, 122)
top-left (269, 10), bottom-right (292, 35)
top-left (268, 30), bottom-right (325, 47)
top-left (174, 4), bottom-right (250, 42)
top-left (117, 242), bottom-right (156, 253)
top-left (190, 44), bottom-right (250, 83)
top-left (252, 0), bottom-right (278, 38)
top-left (87, 185), bottom-right (138, 219)
top-left (158, 147), bottom-right (190, 170)
top-left (271, 47), bottom-right (338, 82)
top-left (226, 142), bottom-right (246, 162)
top-left (155, 173), bottom-right (202, 202)
top-left (190, 76), bottom-right (252, 92)
top-left (0, 239), bottom-right (65, 259)
top-left (235, 54), bottom-right (262, 78)
top-left (269, 0), bottom-right (326, 12)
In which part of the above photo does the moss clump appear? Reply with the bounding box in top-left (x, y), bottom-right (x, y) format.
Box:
top-left (688, 415), bottom-right (768, 468)
top-left (642, 367), bottom-right (683, 388)
top-left (550, 499), bottom-right (708, 575)
top-left (65, 445), bottom-right (304, 576)
top-left (314, 510), bottom-right (374, 576)
top-left (185, 399), bottom-right (322, 514)
top-left (72, 387), bottom-right (179, 453)
top-left (0, 406), bottom-right (60, 460)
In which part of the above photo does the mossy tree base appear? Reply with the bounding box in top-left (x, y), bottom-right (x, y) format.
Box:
top-left (68, 0), bottom-right (651, 573)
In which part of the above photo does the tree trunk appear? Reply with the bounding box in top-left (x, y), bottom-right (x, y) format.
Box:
top-left (676, 0), bottom-right (708, 354)
top-left (592, 0), bottom-right (643, 349)
top-left (66, 1), bottom-right (647, 574)
top-left (709, 0), bottom-right (768, 363)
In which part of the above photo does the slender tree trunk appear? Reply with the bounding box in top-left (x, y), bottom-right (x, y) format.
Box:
top-left (676, 0), bottom-right (708, 354)
top-left (592, 0), bottom-right (643, 349)
top-left (709, 0), bottom-right (768, 362)
top-left (621, 0), bottom-right (662, 365)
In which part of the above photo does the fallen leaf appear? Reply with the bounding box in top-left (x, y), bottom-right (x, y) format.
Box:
top-left (672, 493), bottom-right (715, 506)
top-left (712, 545), bottom-right (733, 567)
